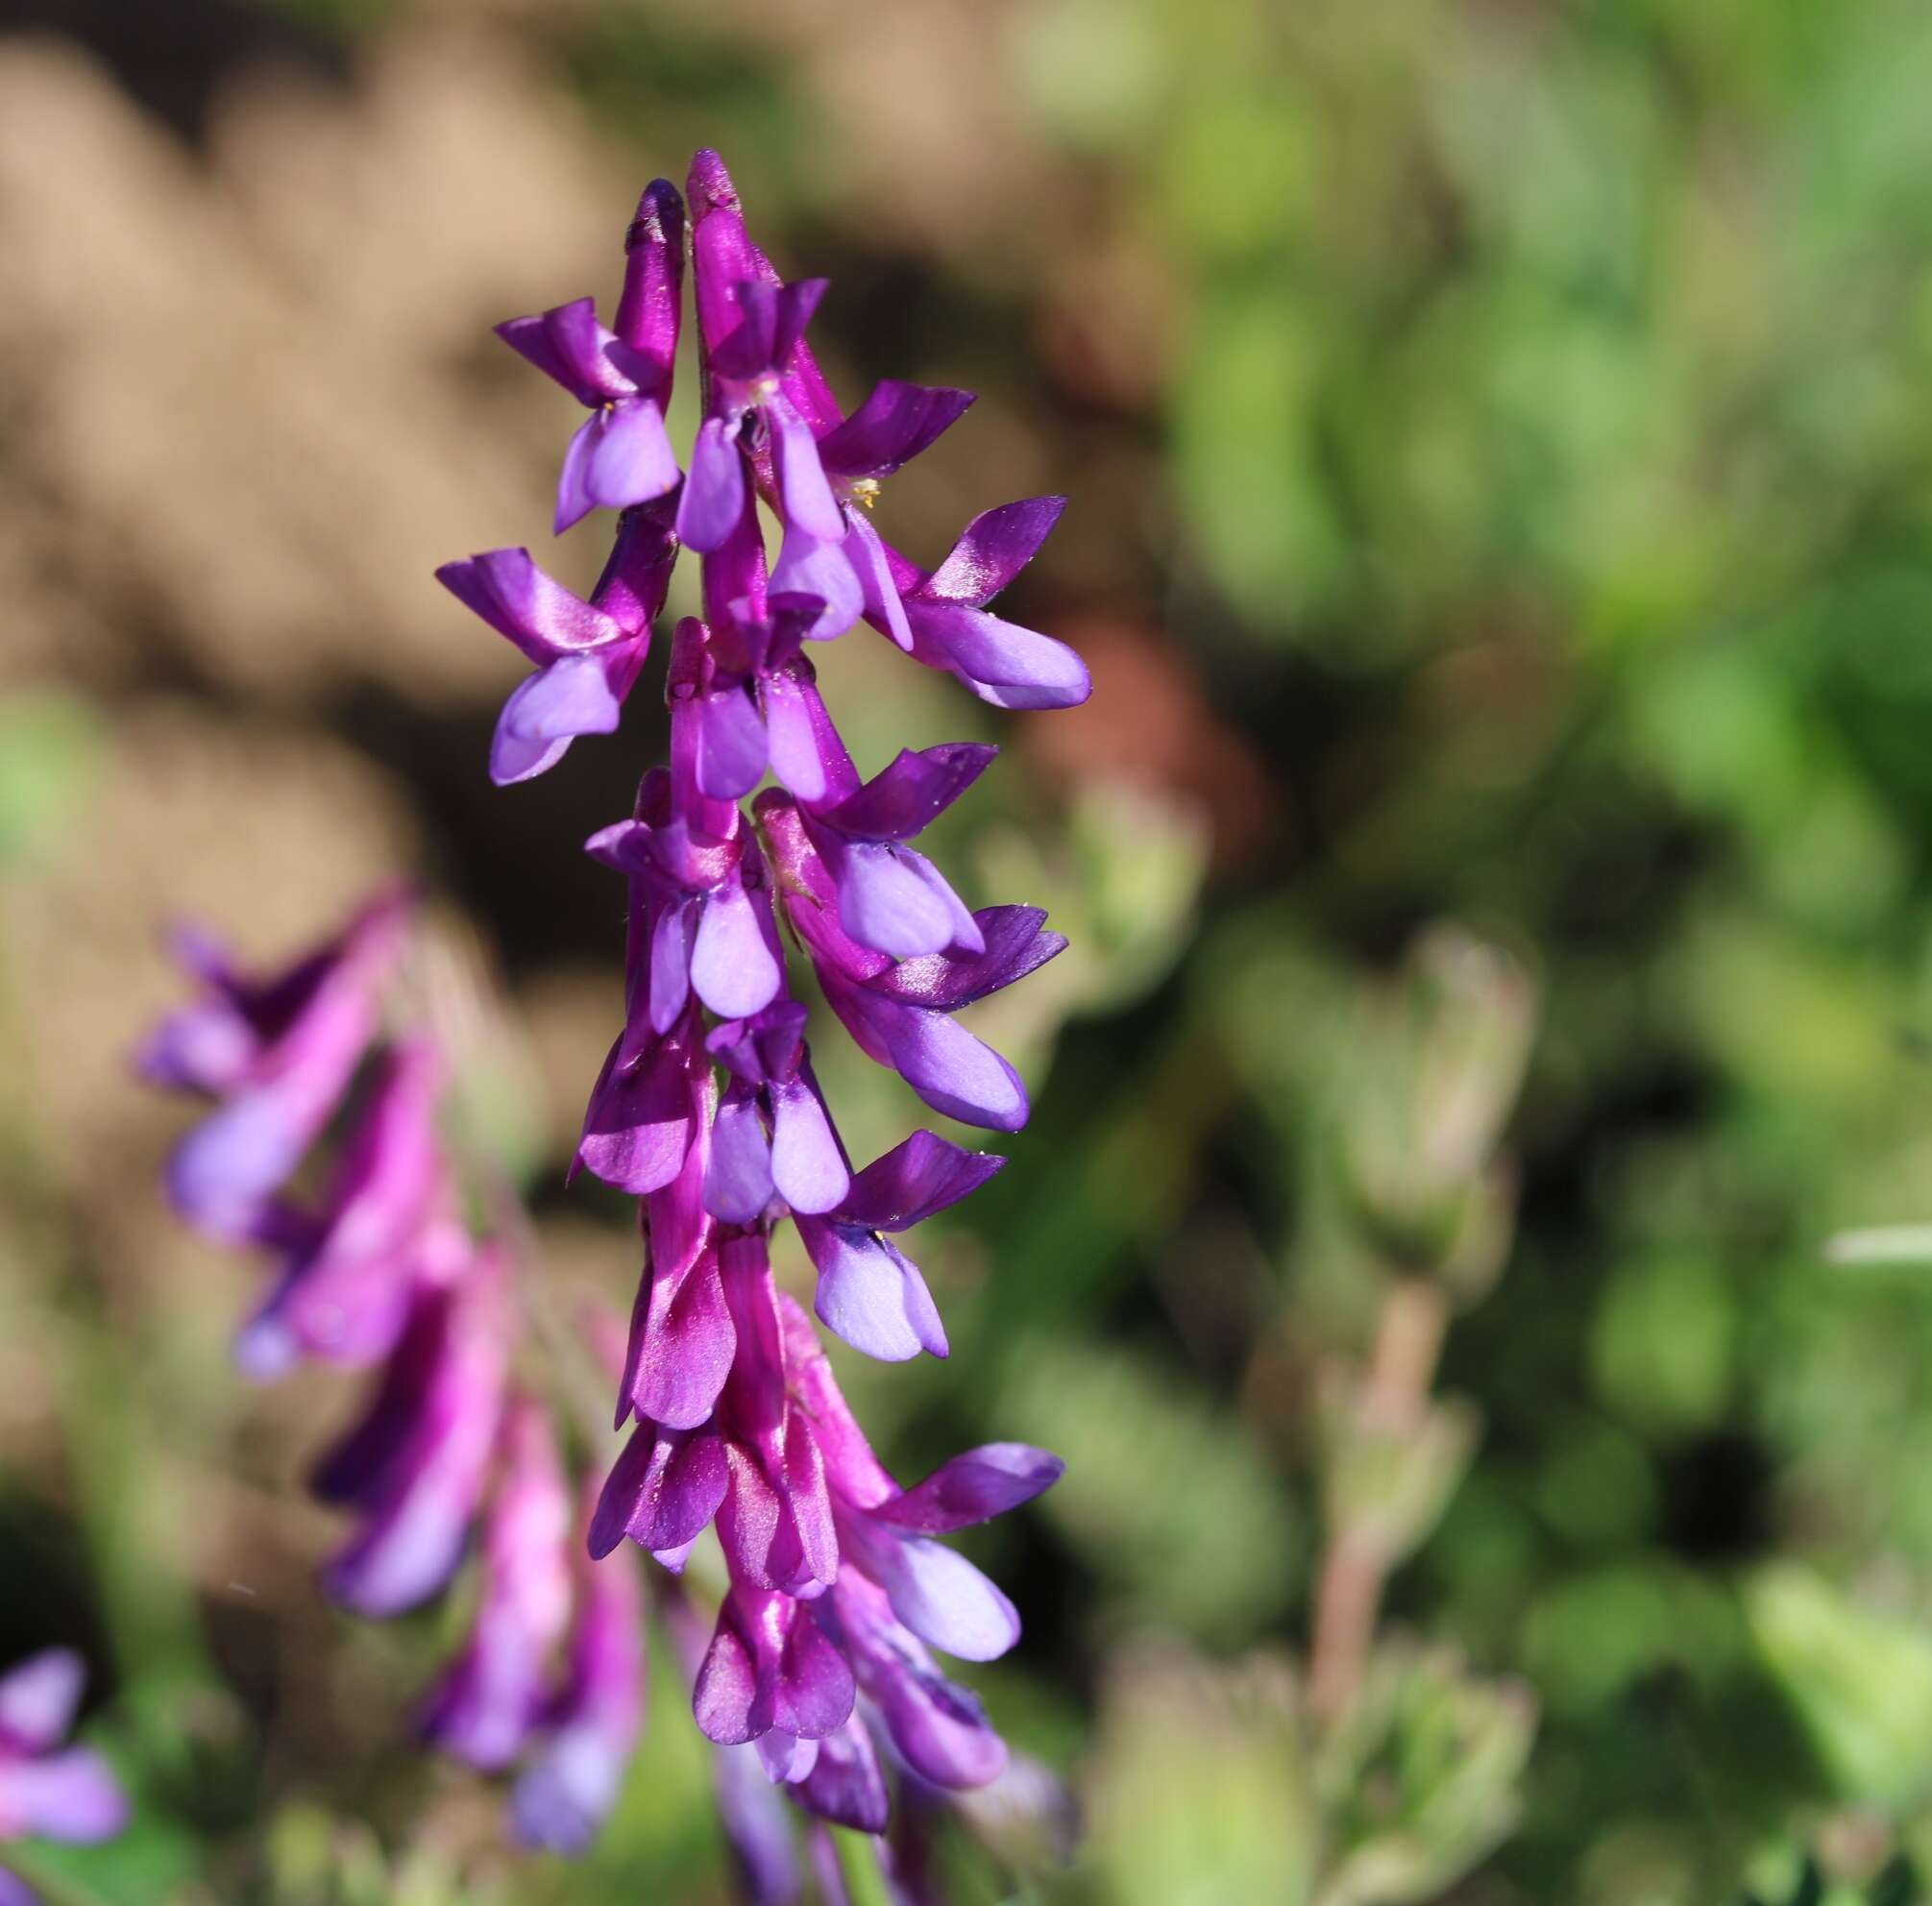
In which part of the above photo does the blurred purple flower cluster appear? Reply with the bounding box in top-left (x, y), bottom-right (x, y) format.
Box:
top-left (142, 895), bottom-right (642, 1853)
top-left (0, 1650), bottom-right (125, 1906)
top-left (440, 153), bottom-right (1079, 1846)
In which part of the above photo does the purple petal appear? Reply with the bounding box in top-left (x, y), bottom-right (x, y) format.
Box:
top-left (0, 1747), bottom-right (128, 1844)
top-left (847, 993), bottom-right (1030, 1132)
top-left (697, 685), bottom-right (770, 799)
top-left (0, 1650), bottom-right (83, 1756)
top-left (873, 1444), bottom-right (1064, 1533)
top-left (590, 1422), bottom-right (729, 1559)
top-left (649, 900), bottom-right (697, 1035)
top-left (711, 1742), bottom-right (805, 1905)
top-left (435, 548), bottom-right (627, 664)
top-left (583, 398), bottom-right (680, 511)
top-left (866, 1534), bottom-right (1020, 1663)
top-left (704, 1086), bottom-right (776, 1225)
top-left (556, 412), bottom-right (600, 534)
top-left (490, 703), bottom-right (574, 786)
top-left (816, 381), bottom-right (975, 480)
top-left (844, 509), bottom-right (914, 651)
top-left (419, 1401), bottom-right (573, 1771)
top-left (798, 1220), bottom-right (948, 1363)
top-left (675, 417), bottom-right (746, 553)
top-left (793, 1715), bottom-right (890, 1833)
top-left (510, 1488), bottom-right (646, 1854)
top-left (320, 1279), bottom-right (508, 1619)
top-left (575, 1031), bottom-right (695, 1196)
top-left (837, 1131), bottom-right (1005, 1234)
top-left (612, 177), bottom-right (686, 387)
top-left (759, 669), bottom-right (856, 808)
top-left (693, 1607), bottom-right (763, 1747)
top-left (772, 1605), bottom-right (856, 1741)
top-left (820, 744), bottom-right (996, 842)
top-left (834, 1575), bottom-right (1006, 1790)
top-left (691, 884), bottom-right (783, 1022)
top-left (771, 400), bottom-right (846, 543)
top-left (874, 906), bottom-right (1065, 1010)
top-left (921, 498), bottom-right (1067, 607)
top-left (499, 652), bottom-right (623, 748)
top-left (627, 1208), bottom-right (736, 1430)
top-left (495, 299), bottom-right (629, 404)
top-left (836, 843), bottom-right (961, 963)
top-left (774, 1295), bottom-right (897, 1512)
top-left (905, 600), bottom-right (1091, 709)
top-left (756, 1729), bottom-right (818, 1783)
top-left (770, 527), bottom-right (863, 643)
top-left (768, 1075), bottom-right (849, 1216)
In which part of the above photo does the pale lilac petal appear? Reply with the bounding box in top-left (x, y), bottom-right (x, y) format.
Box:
top-left (771, 401), bottom-right (846, 542)
top-left (905, 601), bottom-right (1091, 710)
top-left (489, 703), bottom-right (574, 785)
top-left (768, 1076), bottom-right (848, 1216)
top-left (697, 686), bottom-right (770, 799)
top-left (704, 1087), bottom-right (776, 1224)
top-left (759, 670), bottom-right (853, 806)
top-left (844, 509), bottom-right (914, 650)
top-left (837, 1131), bottom-right (1005, 1234)
top-left (0, 1748), bottom-right (128, 1844)
top-left (691, 884), bottom-right (782, 1021)
top-left (868, 1536), bottom-right (1020, 1663)
top-left (501, 652), bottom-right (623, 745)
top-left (0, 1651), bottom-right (83, 1756)
top-left (849, 994), bottom-right (1030, 1132)
top-left (556, 413), bottom-right (600, 533)
top-left (755, 1730), bottom-right (819, 1783)
top-left (836, 843), bottom-right (960, 962)
top-left (676, 417), bottom-right (746, 553)
top-left (770, 528), bottom-right (864, 643)
top-left (798, 1220), bottom-right (947, 1363)
top-left (583, 398), bottom-right (679, 511)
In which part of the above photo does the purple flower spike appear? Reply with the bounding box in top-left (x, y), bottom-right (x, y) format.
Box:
top-left (145, 891), bottom-right (408, 1242)
top-left (511, 1482), bottom-right (647, 1855)
top-left (420, 1399), bottom-right (574, 1772)
top-left (409, 150), bottom-right (1087, 1847)
top-left (0, 1651), bottom-right (127, 1852)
